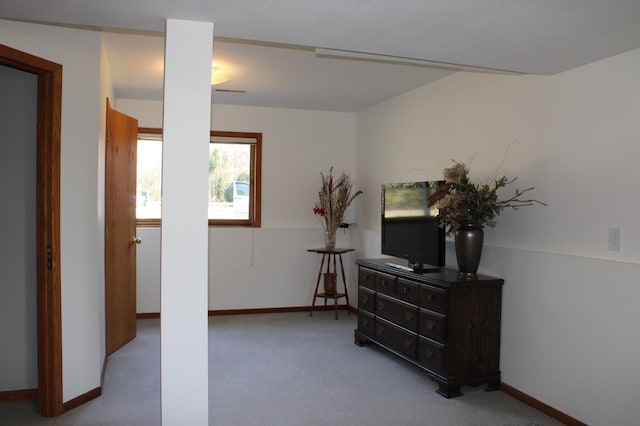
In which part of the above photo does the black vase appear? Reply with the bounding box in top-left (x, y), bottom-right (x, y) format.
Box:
top-left (454, 223), bottom-right (484, 280)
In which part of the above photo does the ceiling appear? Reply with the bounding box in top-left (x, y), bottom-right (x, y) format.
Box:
top-left (102, 33), bottom-right (454, 112)
top-left (2, 0), bottom-right (640, 112)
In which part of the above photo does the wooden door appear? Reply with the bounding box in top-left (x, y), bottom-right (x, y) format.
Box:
top-left (105, 99), bottom-right (138, 356)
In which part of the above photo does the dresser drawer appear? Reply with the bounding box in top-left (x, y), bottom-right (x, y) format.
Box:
top-left (420, 284), bottom-right (448, 313)
top-left (419, 309), bottom-right (447, 343)
top-left (397, 278), bottom-right (420, 304)
top-left (418, 337), bottom-right (447, 375)
top-left (358, 310), bottom-right (375, 336)
top-left (376, 293), bottom-right (418, 332)
top-left (358, 267), bottom-right (376, 289)
top-left (375, 317), bottom-right (417, 358)
top-left (358, 286), bottom-right (375, 313)
top-left (376, 272), bottom-right (397, 296)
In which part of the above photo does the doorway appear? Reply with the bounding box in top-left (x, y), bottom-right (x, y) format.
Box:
top-left (0, 44), bottom-right (63, 417)
top-left (0, 62), bottom-right (37, 401)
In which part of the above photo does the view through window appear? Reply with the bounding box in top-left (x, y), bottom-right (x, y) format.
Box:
top-left (136, 129), bottom-right (262, 227)
top-left (136, 131), bottom-right (162, 220)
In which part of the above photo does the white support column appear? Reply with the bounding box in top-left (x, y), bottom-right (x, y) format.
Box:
top-left (160, 19), bottom-right (213, 425)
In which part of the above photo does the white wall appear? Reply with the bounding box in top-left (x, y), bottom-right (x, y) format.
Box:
top-left (0, 19), bottom-right (107, 402)
top-left (355, 48), bottom-right (640, 425)
top-left (0, 64), bottom-right (38, 392)
top-left (97, 34), bottom-right (115, 378)
top-left (115, 99), bottom-right (358, 312)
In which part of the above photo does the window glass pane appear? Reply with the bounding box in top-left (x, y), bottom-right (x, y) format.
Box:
top-left (135, 130), bottom-right (260, 227)
top-left (208, 143), bottom-right (251, 220)
top-left (136, 139), bottom-right (162, 219)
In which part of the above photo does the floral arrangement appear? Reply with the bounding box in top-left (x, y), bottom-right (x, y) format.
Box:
top-left (427, 160), bottom-right (545, 234)
top-left (313, 167), bottom-right (363, 236)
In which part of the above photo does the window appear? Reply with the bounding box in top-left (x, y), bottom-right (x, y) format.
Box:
top-left (136, 127), bottom-right (262, 227)
top-left (136, 129), bottom-right (163, 223)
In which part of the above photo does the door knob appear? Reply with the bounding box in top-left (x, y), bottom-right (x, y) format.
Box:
top-left (132, 237), bottom-right (142, 244)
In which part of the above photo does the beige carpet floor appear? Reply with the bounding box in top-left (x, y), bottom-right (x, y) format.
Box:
top-left (0, 311), bottom-right (561, 425)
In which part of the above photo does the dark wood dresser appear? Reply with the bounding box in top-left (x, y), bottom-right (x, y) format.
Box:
top-left (354, 258), bottom-right (504, 398)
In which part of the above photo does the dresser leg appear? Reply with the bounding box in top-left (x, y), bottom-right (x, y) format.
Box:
top-left (485, 378), bottom-right (501, 392)
top-left (354, 331), bottom-right (369, 347)
top-left (436, 382), bottom-right (462, 398)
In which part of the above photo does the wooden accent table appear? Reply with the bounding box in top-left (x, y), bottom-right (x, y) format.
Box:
top-left (307, 248), bottom-right (354, 319)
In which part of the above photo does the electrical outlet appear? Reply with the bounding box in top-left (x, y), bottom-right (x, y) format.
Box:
top-left (609, 228), bottom-right (622, 252)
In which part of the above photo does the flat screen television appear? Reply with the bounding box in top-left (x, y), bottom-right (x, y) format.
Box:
top-left (381, 181), bottom-right (445, 273)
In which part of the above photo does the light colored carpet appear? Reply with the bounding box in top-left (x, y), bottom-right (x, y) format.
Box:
top-left (0, 312), bottom-right (560, 425)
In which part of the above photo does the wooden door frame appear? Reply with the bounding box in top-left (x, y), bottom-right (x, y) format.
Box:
top-left (0, 44), bottom-right (63, 417)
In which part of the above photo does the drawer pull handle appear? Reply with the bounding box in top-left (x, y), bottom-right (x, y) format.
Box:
top-left (426, 319), bottom-right (435, 330)
top-left (424, 348), bottom-right (434, 359)
top-left (362, 319), bottom-right (369, 326)
top-left (402, 287), bottom-right (409, 294)
top-left (363, 295), bottom-right (369, 303)
top-left (426, 294), bottom-right (434, 301)
top-left (405, 312), bottom-right (415, 322)
top-left (377, 326), bottom-right (385, 336)
top-left (404, 338), bottom-right (412, 348)
top-left (377, 301), bottom-right (385, 310)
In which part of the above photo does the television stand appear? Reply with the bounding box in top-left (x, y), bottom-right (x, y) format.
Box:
top-left (355, 258), bottom-right (503, 398)
top-left (385, 261), bottom-right (441, 274)
top-left (385, 262), bottom-right (413, 272)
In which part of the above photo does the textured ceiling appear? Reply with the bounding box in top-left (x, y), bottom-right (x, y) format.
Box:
top-left (3, 0), bottom-right (640, 111)
top-left (102, 32), bottom-right (454, 112)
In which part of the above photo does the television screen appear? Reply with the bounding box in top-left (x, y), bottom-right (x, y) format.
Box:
top-left (381, 181), bottom-right (445, 272)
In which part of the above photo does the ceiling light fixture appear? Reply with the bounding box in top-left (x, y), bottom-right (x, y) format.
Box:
top-left (314, 48), bottom-right (525, 75)
top-left (211, 67), bottom-right (231, 85)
